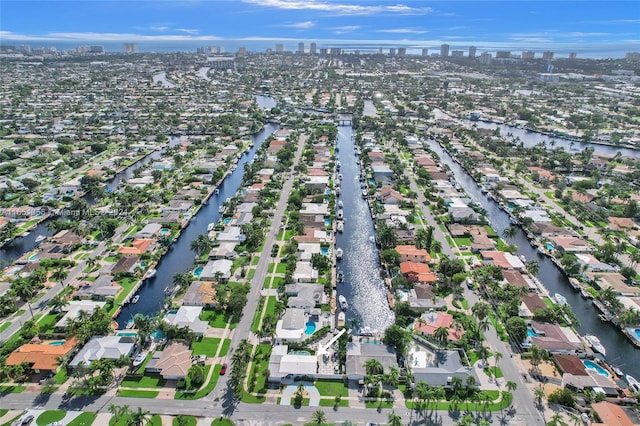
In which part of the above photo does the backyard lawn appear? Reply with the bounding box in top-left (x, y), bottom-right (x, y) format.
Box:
top-left (36, 410), bottom-right (65, 426)
top-left (314, 380), bottom-right (349, 397)
top-left (120, 374), bottom-right (166, 389)
top-left (191, 337), bottom-right (221, 357)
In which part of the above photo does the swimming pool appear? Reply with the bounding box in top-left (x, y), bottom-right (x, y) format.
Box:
top-left (223, 217), bottom-right (232, 225)
top-left (304, 321), bottom-right (316, 335)
top-left (635, 328), bottom-right (640, 339)
top-left (48, 341), bottom-right (65, 346)
top-left (320, 247), bottom-right (329, 255)
top-left (545, 243), bottom-right (554, 251)
top-left (193, 266), bottom-right (203, 277)
top-left (324, 218), bottom-right (331, 227)
top-left (160, 228), bottom-right (170, 236)
top-left (293, 350), bottom-right (311, 356)
top-left (583, 360), bottom-right (610, 377)
top-left (527, 329), bottom-right (539, 337)
top-left (28, 253), bottom-right (38, 262)
top-left (151, 330), bottom-right (166, 340)
top-left (117, 332), bottom-right (137, 337)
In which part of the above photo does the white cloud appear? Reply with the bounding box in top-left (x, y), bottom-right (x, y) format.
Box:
top-left (243, 0), bottom-right (431, 15)
top-left (377, 28), bottom-right (428, 35)
top-left (279, 21), bottom-right (315, 29)
top-left (150, 26), bottom-right (170, 32)
top-left (176, 28), bottom-right (200, 35)
top-left (38, 31), bottom-right (221, 41)
top-left (332, 25), bottom-right (361, 34)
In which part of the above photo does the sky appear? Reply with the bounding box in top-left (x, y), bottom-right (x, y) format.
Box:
top-left (1, 1), bottom-right (639, 57)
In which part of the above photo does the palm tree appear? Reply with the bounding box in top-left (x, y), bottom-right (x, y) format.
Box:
top-left (502, 225), bottom-right (517, 240)
top-left (51, 267), bottom-right (69, 289)
top-left (506, 380), bottom-right (517, 393)
top-left (387, 411), bottom-right (403, 426)
top-left (534, 385), bottom-right (545, 408)
top-left (129, 407), bottom-right (150, 426)
top-left (13, 280), bottom-right (37, 319)
top-left (434, 326), bottom-right (449, 346)
top-left (493, 351), bottom-right (503, 379)
top-left (190, 233), bottom-right (212, 258)
top-left (48, 293), bottom-right (69, 313)
top-left (172, 271), bottom-right (191, 289)
top-left (547, 413), bottom-right (569, 426)
top-left (364, 358), bottom-right (384, 375)
top-left (310, 410), bottom-right (327, 426)
top-left (108, 403), bottom-right (120, 421)
top-left (526, 260), bottom-right (540, 276)
top-left (471, 301), bottom-right (490, 322)
top-left (382, 366), bottom-right (400, 389)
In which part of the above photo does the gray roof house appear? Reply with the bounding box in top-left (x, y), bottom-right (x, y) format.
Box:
top-left (345, 341), bottom-right (398, 382)
top-left (199, 259), bottom-right (233, 281)
top-left (284, 283), bottom-right (324, 311)
top-left (70, 335), bottom-right (136, 368)
top-left (163, 306), bottom-right (209, 337)
top-left (74, 275), bottom-right (121, 300)
top-left (292, 261), bottom-right (319, 283)
top-left (275, 308), bottom-right (307, 342)
top-left (268, 344), bottom-right (319, 383)
top-left (411, 349), bottom-right (477, 387)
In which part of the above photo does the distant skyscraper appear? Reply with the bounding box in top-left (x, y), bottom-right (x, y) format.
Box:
top-left (522, 51), bottom-right (535, 59)
top-left (495, 51), bottom-right (511, 58)
top-left (397, 47), bottom-right (406, 56)
top-left (479, 52), bottom-right (492, 64)
top-left (237, 47), bottom-right (247, 56)
top-left (542, 51), bottom-right (554, 60)
top-left (329, 48), bottom-right (342, 55)
top-left (124, 43), bottom-right (138, 53)
top-left (569, 52), bottom-right (577, 59)
top-left (310, 42), bottom-right (317, 54)
top-left (468, 46), bottom-right (476, 58)
top-left (451, 50), bottom-right (464, 57)
top-left (421, 48), bottom-right (429, 56)
top-left (19, 44), bottom-right (31, 54)
top-left (297, 42), bottom-right (304, 54)
top-left (389, 48), bottom-right (396, 56)
top-left (76, 45), bottom-right (90, 53)
top-left (440, 44), bottom-right (450, 57)
top-left (275, 43), bottom-right (284, 53)
top-left (89, 45), bottom-right (104, 54)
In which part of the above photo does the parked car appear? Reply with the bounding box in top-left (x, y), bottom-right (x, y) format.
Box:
top-left (220, 363), bottom-right (228, 375)
top-left (20, 414), bottom-right (34, 425)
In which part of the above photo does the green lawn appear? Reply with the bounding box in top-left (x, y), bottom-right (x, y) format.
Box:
top-left (0, 322), bottom-right (11, 333)
top-left (250, 297), bottom-right (265, 333)
top-left (191, 337), bottom-right (221, 357)
top-left (36, 410), bottom-right (66, 426)
top-left (453, 237), bottom-right (472, 247)
top-left (319, 398), bottom-right (349, 407)
top-left (53, 368), bottom-right (68, 384)
top-left (314, 380), bottom-right (349, 397)
top-left (0, 410), bottom-right (7, 417)
top-left (243, 344), bottom-right (271, 399)
top-left (275, 263), bottom-right (288, 274)
top-left (365, 400), bottom-right (394, 409)
top-left (120, 374), bottom-right (166, 388)
top-left (37, 313), bottom-right (61, 334)
top-left (111, 278), bottom-right (139, 313)
top-left (173, 416), bottom-right (197, 426)
top-left (218, 339), bottom-right (231, 357)
top-left (200, 309), bottom-right (232, 329)
top-left (175, 364), bottom-right (221, 399)
top-left (0, 385), bottom-right (26, 393)
top-left (485, 366), bottom-right (503, 378)
top-left (67, 412), bottom-right (97, 426)
top-left (116, 389), bottom-right (159, 398)
top-left (211, 419), bottom-right (235, 426)
top-left (110, 414), bottom-right (161, 426)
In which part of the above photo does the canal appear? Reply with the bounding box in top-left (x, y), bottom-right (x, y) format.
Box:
top-left (115, 123), bottom-right (278, 327)
top-left (425, 139), bottom-right (640, 379)
top-left (335, 124), bottom-right (394, 335)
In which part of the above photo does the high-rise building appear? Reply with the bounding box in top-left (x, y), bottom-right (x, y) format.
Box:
top-left (124, 43), bottom-right (138, 53)
top-left (297, 42), bottom-right (305, 54)
top-left (569, 52), bottom-right (577, 59)
top-left (76, 45), bottom-right (90, 53)
top-left (542, 51), bottom-right (554, 60)
top-left (468, 46), bottom-right (477, 58)
top-left (496, 51), bottom-right (511, 58)
top-left (440, 44), bottom-right (450, 57)
top-left (19, 44), bottom-right (31, 54)
top-left (237, 47), bottom-right (247, 56)
top-left (451, 50), bottom-right (464, 57)
top-left (397, 47), bottom-right (406, 56)
top-left (329, 48), bottom-right (342, 55)
top-left (479, 52), bottom-right (492, 64)
top-left (275, 43), bottom-right (284, 53)
top-left (521, 51), bottom-right (535, 59)
top-left (421, 48), bottom-right (429, 56)
top-left (389, 48), bottom-right (396, 56)
top-left (89, 45), bottom-right (105, 54)
top-left (319, 48), bottom-right (328, 55)
top-left (310, 42), bottom-right (317, 55)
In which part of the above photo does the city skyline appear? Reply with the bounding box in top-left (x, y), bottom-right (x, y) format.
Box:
top-left (1, 1), bottom-right (639, 58)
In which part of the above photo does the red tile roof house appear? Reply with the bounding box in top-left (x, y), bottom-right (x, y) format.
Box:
top-left (413, 311), bottom-right (463, 342)
top-left (400, 261), bottom-right (437, 284)
top-left (6, 337), bottom-right (78, 375)
top-left (395, 245), bottom-right (432, 263)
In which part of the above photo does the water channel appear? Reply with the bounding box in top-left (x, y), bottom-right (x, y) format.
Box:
top-left (425, 139), bottom-right (640, 379)
top-left (115, 123), bottom-right (278, 327)
top-left (335, 124), bottom-right (395, 334)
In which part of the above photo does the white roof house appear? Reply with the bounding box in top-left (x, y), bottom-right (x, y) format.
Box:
top-left (70, 335), bottom-right (136, 367)
top-left (163, 306), bottom-right (209, 336)
top-left (297, 242), bottom-right (322, 261)
top-left (275, 308), bottom-right (307, 342)
top-left (292, 261), bottom-right (319, 283)
top-left (135, 223), bottom-right (162, 239)
top-left (200, 259), bottom-right (233, 281)
top-left (55, 300), bottom-right (106, 328)
top-left (215, 226), bottom-right (246, 243)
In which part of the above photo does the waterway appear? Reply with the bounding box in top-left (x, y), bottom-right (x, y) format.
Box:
top-left (425, 139), bottom-right (640, 379)
top-left (152, 72), bottom-right (176, 89)
top-left (335, 124), bottom-right (395, 335)
top-left (115, 123), bottom-right (278, 327)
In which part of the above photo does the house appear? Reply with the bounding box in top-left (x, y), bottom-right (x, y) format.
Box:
top-left (345, 341), bottom-right (398, 382)
top-left (70, 335), bottom-right (136, 368)
top-left (371, 164), bottom-right (394, 185)
top-left (134, 223), bottom-right (162, 239)
top-left (6, 337), bottom-right (78, 374)
top-left (297, 242), bottom-right (322, 261)
top-left (199, 259), bottom-right (233, 281)
top-left (284, 283), bottom-right (324, 311)
top-left (74, 275), bottom-right (122, 300)
top-left (275, 308), bottom-right (307, 342)
top-left (591, 401), bottom-right (639, 426)
top-left (586, 272), bottom-right (640, 297)
top-left (109, 255), bottom-right (140, 274)
top-left (215, 226), bottom-right (246, 243)
top-left (118, 239), bottom-right (155, 255)
top-left (550, 236), bottom-right (590, 253)
top-left (50, 230), bottom-right (83, 246)
top-left (395, 245), bottom-right (431, 263)
top-left (55, 300), bottom-right (106, 328)
top-left (162, 200), bottom-right (193, 213)
top-left (449, 206), bottom-right (482, 224)
top-left (405, 285), bottom-right (447, 311)
top-left (410, 348), bottom-right (476, 387)
top-left (163, 306), bottom-right (209, 336)
top-left (526, 321), bottom-right (582, 353)
top-left (292, 261), bottom-right (319, 283)
top-left (208, 242), bottom-right (238, 260)
top-left (182, 281), bottom-right (217, 307)
top-left (480, 251), bottom-right (525, 269)
top-left (378, 186), bottom-right (404, 205)
top-left (574, 253), bottom-right (617, 273)
top-left (268, 344), bottom-right (318, 383)
top-left (399, 262), bottom-right (437, 284)
top-left (413, 311), bottom-right (462, 342)
top-left (300, 203), bottom-right (329, 228)
top-left (145, 341), bottom-right (192, 380)
top-left (519, 294), bottom-right (548, 318)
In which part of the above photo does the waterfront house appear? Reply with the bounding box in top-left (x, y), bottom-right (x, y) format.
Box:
top-left (208, 242), bottom-right (238, 260)
top-left (54, 300), bottom-right (106, 329)
top-left (292, 261), bottom-right (319, 283)
top-left (371, 164), bottom-right (394, 185)
top-left (378, 185), bottom-right (404, 205)
top-left (74, 275), bottom-right (122, 300)
top-left (591, 401), bottom-right (639, 425)
top-left (163, 306), bottom-right (209, 337)
top-left (530, 222), bottom-right (575, 238)
top-left (345, 341), bottom-right (398, 383)
top-left (480, 251), bottom-right (525, 269)
top-left (297, 242), bottom-right (322, 261)
top-left (586, 272), bottom-right (640, 297)
top-left (526, 321), bottom-right (582, 353)
top-left (574, 253), bottom-right (617, 273)
top-left (406, 285), bottom-right (447, 311)
top-left (182, 281), bottom-right (217, 308)
top-left (215, 226), bottom-right (246, 243)
top-left (199, 259), bottom-right (232, 281)
top-left (134, 223), bottom-right (162, 239)
top-left (70, 335), bottom-right (136, 368)
top-left (145, 341), bottom-right (192, 380)
top-left (275, 308), bottom-right (307, 343)
top-left (300, 203), bottom-right (329, 228)
top-left (413, 311), bottom-right (462, 343)
top-left (119, 238), bottom-right (155, 255)
top-left (6, 337), bottom-right (78, 375)
top-left (267, 344), bottom-right (319, 383)
top-left (395, 245), bottom-right (431, 263)
top-left (284, 283), bottom-right (324, 311)
top-left (519, 293), bottom-right (548, 318)
top-left (410, 348), bottom-right (476, 388)
top-left (109, 255), bottom-right (140, 275)
top-left (162, 199), bottom-right (193, 213)
top-left (304, 175), bottom-right (329, 192)
top-left (550, 236), bottom-right (590, 253)
top-left (449, 206), bottom-right (482, 224)
top-left (400, 262), bottom-right (437, 284)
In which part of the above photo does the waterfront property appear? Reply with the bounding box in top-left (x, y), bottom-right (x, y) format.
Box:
top-left (69, 335), bottom-right (136, 368)
top-left (144, 341), bottom-right (192, 380)
top-left (6, 337), bottom-right (78, 375)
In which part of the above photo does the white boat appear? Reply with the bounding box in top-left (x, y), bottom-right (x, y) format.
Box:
top-left (131, 295), bottom-right (140, 304)
top-left (207, 223), bottom-right (215, 231)
top-left (214, 188), bottom-right (220, 195)
top-left (218, 205), bottom-right (225, 213)
top-left (337, 271), bottom-right (344, 283)
top-left (336, 221), bottom-right (344, 233)
top-left (126, 319), bottom-right (134, 329)
top-left (626, 375), bottom-right (640, 393)
top-left (585, 334), bottom-right (606, 356)
top-left (554, 293), bottom-right (567, 305)
top-left (337, 311), bottom-right (345, 327)
top-left (338, 295), bottom-right (348, 310)
top-left (337, 209), bottom-right (343, 220)
top-left (338, 200), bottom-right (343, 208)
top-left (335, 248), bottom-right (343, 260)
top-left (145, 268), bottom-right (156, 279)
top-left (362, 189), bottom-right (368, 198)
top-left (35, 235), bottom-right (47, 243)
top-left (132, 353), bottom-right (146, 367)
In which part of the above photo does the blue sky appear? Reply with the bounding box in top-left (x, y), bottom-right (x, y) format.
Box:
top-left (1, 1), bottom-right (639, 57)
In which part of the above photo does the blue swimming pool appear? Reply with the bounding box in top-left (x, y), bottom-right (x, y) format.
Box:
top-left (583, 360), bottom-right (609, 377)
top-left (324, 218), bottom-right (331, 227)
top-left (527, 329), bottom-right (539, 337)
top-left (48, 341), bottom-right (65, 346)
top-left (545, 243), bottom-right (554, 251)
top-left (160, 228), bottom-right (170, 236)
top-left (304, 321), bottom-right (316, 335)
top-left (151, 330), bottom-right (166, 340)
top-left (193, 266), bottom-right (203, 277)
top-left (321, 247), bottom-right (329, 255)
top-left (223, 217), bottom-right (232, 225)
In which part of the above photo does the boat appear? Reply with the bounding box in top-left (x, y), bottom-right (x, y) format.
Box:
top-left (337, 271), bottom-right (344, 283)
top-left (132, 353), bottom-right (146, 367)
top-left (337, 311), bottom-right (345, 328)
top-left (585, 334), bottom-right (607, 356)
top-left (612, 366), bottom-right (624, 377)
top-left (126, 319), bottom-right (134, 329)
top-left (554, 293), bottom-right (567, 305)
top-left (580, 288), bottom-right (592, 299)
top-left (626, 375), bottom-right (640, 393)
top-left (35, 235), bottom-right (47, 243)
top-left (338, 295), bottom-right (349, 310)
top-left (207, 223), bottom-right (215, 231)
top-left (335, 248), bottom-right (343, 260)
top-left (369, 236), bottom-right (376, 243)
top-left (214, 188), bottom-right (220, 195)
top-left (338, 200), bottom-right (343, 208)
top-left (131, 295), bottom-right (140, 304)
top-left (337, 209), bottom-right (343, 220)
top-left (338, 173), bottom-right (343, 180)
top-left (145, 269), bottom-right (156, 279)
top-left (360, 326), bottom-right (377, 336)
top-left (336, 221), bottom-right (344, 233)
top-left (218, 205), bottom-right (225, 213)
top-left (362, 189), bottom-right (368, 198)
